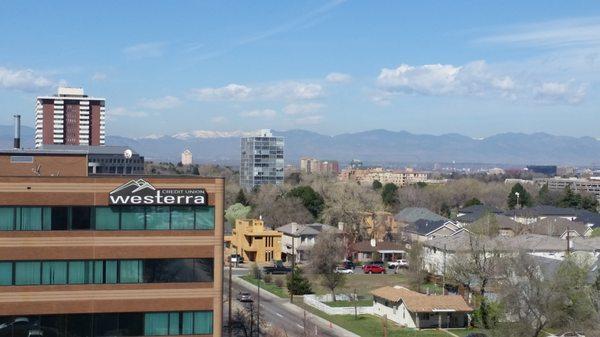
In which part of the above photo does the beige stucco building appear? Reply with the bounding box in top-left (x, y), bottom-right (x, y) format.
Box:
top-left (227, 219), bottom-right (282, 263)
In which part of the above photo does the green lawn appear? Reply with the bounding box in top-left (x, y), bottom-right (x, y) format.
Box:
top-left (307, 273), bottom-right (409, 297)
top-left (451, 328), bottom-right (487, 337)
top-left (323, 299), bottom-right (373, 307)
top-left (240, 275), bottom-right (288, 298)
top-left (294, 297), bottom-right (469, 337)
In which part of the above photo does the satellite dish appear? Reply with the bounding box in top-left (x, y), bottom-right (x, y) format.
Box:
top-left (124, 149), bottom-right (133, 159)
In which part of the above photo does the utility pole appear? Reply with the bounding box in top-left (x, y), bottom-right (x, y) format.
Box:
top-left (382, 314), bottom-right (388, 337)
top-left (290, 232), bottom-right (296, 303)
top-left (257, 271), bottom-right (261, 337)
top-left (228, 259), bottom-right (233, 337)
top-left (442, 243), bottom-right (447, 295)
top-left (249, 304), bottom-right (254, 337)
top-left (303, 310), bottom-right (307, 337)
top-left (354, 288), bottom-right (358, 319)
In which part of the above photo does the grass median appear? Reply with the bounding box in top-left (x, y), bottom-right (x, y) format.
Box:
top-left (240, 275), bottom-right (289, 298)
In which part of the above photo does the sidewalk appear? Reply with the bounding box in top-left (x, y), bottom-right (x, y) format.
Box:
top-left (233, 276), bottom-right (361, 337)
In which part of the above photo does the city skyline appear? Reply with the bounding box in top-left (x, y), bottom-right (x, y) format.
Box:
top-left (1, 1), bottom-right (600, 139)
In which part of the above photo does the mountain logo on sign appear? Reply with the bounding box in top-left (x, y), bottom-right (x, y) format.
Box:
top-left (110, 179), bottom-right (156, 194)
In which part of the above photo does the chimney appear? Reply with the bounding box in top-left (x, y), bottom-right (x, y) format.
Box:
top-left (13, 114), bottom-right (20, 149)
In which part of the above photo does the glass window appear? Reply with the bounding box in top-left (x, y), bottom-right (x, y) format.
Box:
top-left (95, 207), bottom-right (120, 230)
top-left (0, 262), bottom-right (12, 285)
top-left (93, 260), bottom-right (104, 284)
top-left (105, 260), bottom-right (117, 284)
top-left (144, 313), bottom-right (169, 336)
top-left (42, 261), bottom-right (67, 285)
top-left (66, 314), bottom-right (92, 337)
top-left (0, 208), bottom-right (14, 230)
top-left (18, 207), bottom-right (43, 230)
top-left (15, 261), bottom-right (41, 285)
top-left (51, 207), bottom-right (69, 230)
top-left (195, 207), bottom-right (215, 230)
top-left (42, 207), bottom-right (52, 230)
top-left (119, 260), bottom-right (142, 283)
top-left (146, 207), bottom-right (170, 230)
top-left (168, 313), bottom-right (179, 335)
top-left (171, 207), bottom-right (194, 230)
top-left (69, 261), bottom-right (89, 284)
top-left (121, 207), bottom-right (145, 230)
top-left (181, 313), bottom-right (193, 335)
top-left (118, 312), bottom-right (144, 336)
top-left (72, 207), bottom-right (92, 230)
top-left (193, 311), bottom-right (213, 335)
top-left (94, 313), bottom-right (119, 337)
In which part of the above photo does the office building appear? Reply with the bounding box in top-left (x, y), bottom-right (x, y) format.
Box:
top-left (181, 149), bottom-right (193, 165)
top-left (339, 167), bottom-right (428, 187)
top-left (0, 145), bottom-right (144, 176)
top-left (240, 129), bottom-right (284, 190)
top-left (526, 165), bottom-right (557, 176)
top-left (35, 87), bottom-right (106, 148)
top-left (226, 219), bottom-right (281, 263)
top-left (534, 177), bottom-right (600, 199)
top-left (299, 157), bottom-right (339, 174)
top-left (0, 175), bottom-right (224, 337)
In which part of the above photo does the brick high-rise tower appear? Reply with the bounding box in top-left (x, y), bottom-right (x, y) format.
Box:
top-left (35, 87), bottom-right (106, 148)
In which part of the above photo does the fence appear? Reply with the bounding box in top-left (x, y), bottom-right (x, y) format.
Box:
top-left (303, 294), bottom-right (374, 315)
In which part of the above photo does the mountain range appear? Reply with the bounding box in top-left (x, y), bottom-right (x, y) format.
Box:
top-left (2, 125), bottom-right (600, 166)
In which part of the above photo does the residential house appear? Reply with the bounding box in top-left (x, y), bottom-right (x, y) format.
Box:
top-left (394, 207), bottom-right (448, 226)
top-left (402, 219), bottom-right (460, 242)
top-left (455, 204), bottom-right (504, 226)
top-left (351, 240), bottom-right (406, 262)
top-left (527, 216), bottom-right (592, 239)
top-left (371, 286), bottom-right (472, 329)
top-left (227, 219), bottom-right (282, 263)
top-left (276, 222), bottom-right (338, 263)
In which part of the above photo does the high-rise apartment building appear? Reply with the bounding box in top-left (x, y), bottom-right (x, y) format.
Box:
top-left (181, 149), bottom-right (193, 165)
top-left (0, 176), bottom-right (224, 337)
top-left (240, 129), bottom-right (284, 190)
top-left (300, 157), bottom-right (339, 174)
top-left (35, 87), bottom-right (106, 148)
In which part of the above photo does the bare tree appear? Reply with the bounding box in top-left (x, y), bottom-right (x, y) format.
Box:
top-left (310, 229), bottom-right (346, 301)
top-left (249, 184), bottom-right (314, 228)
top-left (407, 241), bottom-right (426, 292)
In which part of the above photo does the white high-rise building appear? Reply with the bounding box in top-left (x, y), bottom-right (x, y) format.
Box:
top-left (181, 149), bottom-right (193, 165)
top-left (240, 129), bottom-right (284, 190)
top-left (35, 87), bottom-right (106, 148)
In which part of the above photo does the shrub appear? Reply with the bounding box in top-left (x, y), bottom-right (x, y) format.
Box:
top-left (274, 277), bottom-right (284, 288)
top-left (263, 273), bottom-right (272, 284)
top-left (250, 263), bottom-right (262, 280)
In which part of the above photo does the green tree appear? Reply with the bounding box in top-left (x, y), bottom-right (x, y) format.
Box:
top-left (464, 197), bottom-right (482, 207)
top-left (372, 180), bottom-right (383, 190)
top-left (286, 267), bottom-right (313, 296)
top-left (381, 183), bottom-right (399, 206)
top-left (507, 183), bottom-right (532, 209)
top-left (225, 203), bottom-right (252, 225)
top-left (559, 186), bottom-right (581, 208)
top-left (286, 186), bottom-right (325, 218)
top-left (235, 188), bottom-right (249, 206)
top-left (440, 202), bottom-right (451, 218)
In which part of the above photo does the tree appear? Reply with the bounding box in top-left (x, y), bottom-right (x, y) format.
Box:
top-left (225, 203), bottom-right (252, 225)
top-left (381, 183), bottom-right (399, 206)
top-left (372, 180), bottom-right (383, 190)
top-left (407, 241), bottom-right (425, 293)
top-left (286, 186), bottom-right (325, 218)
top-left (249, 185), bottom-right (313, 228)
top-left (286, 267), bottom-right (313, 296)
top-left (310, 229), bottom-right (346, 301)
top-left (464, 197), bottom-right (482, 207)
top-left (235, 188), bottom-right (249, 206)
top-left (191, 166), bottom-right (200, 175)
top-left (440, 202), bottom-right (451, 218)
top-left (448, 234), bottom-right (502, 329)
top-left (507, 183), bottom-right (532, 209)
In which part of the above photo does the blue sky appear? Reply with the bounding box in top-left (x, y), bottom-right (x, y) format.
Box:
top-left (1, 1), bottom-right (600, 139)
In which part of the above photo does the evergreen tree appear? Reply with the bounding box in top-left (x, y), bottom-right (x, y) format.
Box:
top-left (464, 197), bottom-right (482, 207)
top-left (235, 188), bottom-right (249, 206)
top-left (440, 202), bottom-right (451, 218)
top-left (381, 183), bottom-right (399, 206)
top-left (372, 180), bottom-right (383, 190)
top-left (286, 186), bottom-right (325, 218)
top-left (507, 183), bottom-right (532, 209)
top-left (286, 267), bottom-right (313, 296)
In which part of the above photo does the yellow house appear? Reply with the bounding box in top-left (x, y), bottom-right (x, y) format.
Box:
top-left (228, 219), bottom-right (282, 263)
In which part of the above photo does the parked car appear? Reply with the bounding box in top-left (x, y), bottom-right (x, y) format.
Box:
top-left (263, 260), bottom-right (292, 275)
top-left (342, 260), bottom-right (355, 270)
top-left (558, 333), bottom-right (585, 337)
top-left (387, 259), bottom-right (409, 269)
top-left (230, 254), bottom-right (244, 264)
top-left (362, 261), bottom-right (384, 271)
top-left (363, 264), bottom-right (386, 274)
top-left (334, 266), bottom-right (354, 274)
top-left (236, 291), bottom-right (253, 302)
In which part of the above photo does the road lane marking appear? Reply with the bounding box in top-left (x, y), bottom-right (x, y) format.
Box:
top-left (275, 313), bottom-right (283, 318)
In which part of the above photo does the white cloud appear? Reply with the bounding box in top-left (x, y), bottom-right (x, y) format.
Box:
top-left (91, 72), bottom-right (107, 81)
top-left (283, 102), bottom-right (324, 115)
top-left (190, 81), bottom-right (323, 101)
top-left (294, 115), bottom-right (324, 125)
top-left (325, 72), bottom-right (352, 83)
top-left (534, 81), bottom-right (587, 104)
top-left (240, 109), bottom-right (277, 118)
top-left (110, 107), bottom-right (148, 118)
top-left (376, 60), bottom-right (586, 104)
top-left (190, 84), bottom-right (252, 101)
top-left (172, 130), bottom-right (260, 140)
top-left (138, 95), bottom-right (181, 110)
top-left (123, 42), bottom-right (166, 58)
top-left (0, 67), bottom-right (55, 92)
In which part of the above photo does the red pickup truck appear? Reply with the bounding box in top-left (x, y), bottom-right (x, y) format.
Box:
top-left (362, 263), bottom-right (386, 274)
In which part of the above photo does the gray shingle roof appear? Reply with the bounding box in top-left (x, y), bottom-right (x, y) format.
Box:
top-left (276, 222), bottom-right (337, 236)
top-left (394, 207), bottom-right (447, 223)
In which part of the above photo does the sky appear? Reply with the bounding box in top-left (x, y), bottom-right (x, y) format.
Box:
top-left (1, 1), bottom-right (600, 139)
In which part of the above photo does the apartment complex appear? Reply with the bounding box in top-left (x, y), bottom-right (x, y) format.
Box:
top-left (240, 129), bottom-right (284, 190)
top-left (339, 167), bottom-right (428, 187)
top-left (0, 176), bottom-right (224, 337)
top-left (35, 87), bottom-right (106, 148)
top-left (299, 157), bottom-right (339, 174)
top-left (227, 219), bottom-right (281, 263)
top-left (534, 177), bottom-right (600, 199)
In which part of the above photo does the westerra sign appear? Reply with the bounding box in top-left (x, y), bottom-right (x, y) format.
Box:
top-left (109, 179), bottom-right (207, 206)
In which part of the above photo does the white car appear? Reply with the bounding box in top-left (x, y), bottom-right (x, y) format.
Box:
top-left (558, 333), bottom-right (585, 337)
top-left (334, 267), bottom-right (354, 274)
top-left (387, 259), bottom-right (409, 269)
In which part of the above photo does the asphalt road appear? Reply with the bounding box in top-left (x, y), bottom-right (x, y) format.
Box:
top-left (223, 269), bottom-right (351, 337)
